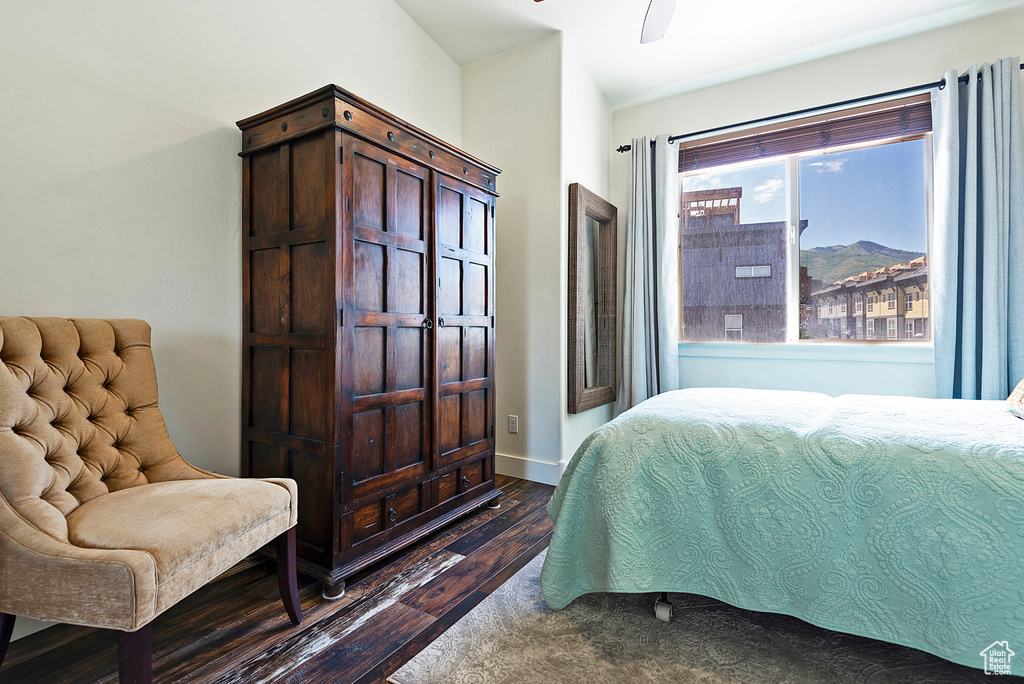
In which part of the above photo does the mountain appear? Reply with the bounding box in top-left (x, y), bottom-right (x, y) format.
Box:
top-left (801, 241), bottom-right (924, 285)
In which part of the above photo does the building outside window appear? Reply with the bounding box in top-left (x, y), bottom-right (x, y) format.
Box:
top-left (735, 265), bottom-right (772, 278)
top-left (724, 314), bottom-right (743, 342)
top-left (856, 318), bottom-right (863, 337)
top-left (680, 104), bottom-right (931, 344)
top-left (887, 318), bottom-right (897, 339)
top-left (905, 320), bottom-right (914, 336)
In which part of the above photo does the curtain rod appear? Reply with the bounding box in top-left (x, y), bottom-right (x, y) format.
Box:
top-left (614, 64), bottom-right (1024, 153)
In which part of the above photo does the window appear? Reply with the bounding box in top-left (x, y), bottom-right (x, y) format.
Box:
top-left (680, 100), bottom-right (931, 344)
top-left (887, 318), bottom-right (898, 339)
top-left (905, 320), bottom-right (914, 337)
top-left (856, 318), bottom-right (863, 336)
top-left (724, 314), bottom-right (743, 342)
top-left (735, 265), bottom-right (772, 278)
top-left (840, 318), bottom-right (848, 334)
top-left (868, 319), bottom-right (875, 337)
top-left (905, 293), bottom-right (913, 310)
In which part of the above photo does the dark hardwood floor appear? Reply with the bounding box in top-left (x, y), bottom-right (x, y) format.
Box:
top-left (0, 475), bottom-right (554, 684)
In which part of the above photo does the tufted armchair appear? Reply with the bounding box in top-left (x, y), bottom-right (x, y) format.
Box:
top-left (0, 318), bottom-right (302, 683)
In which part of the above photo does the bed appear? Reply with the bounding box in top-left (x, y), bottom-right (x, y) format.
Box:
top-left (539, 387), bottom-right (1024, 670)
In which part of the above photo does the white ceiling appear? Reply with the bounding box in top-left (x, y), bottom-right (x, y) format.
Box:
top-left (394, 0), bottom-right (1024, 109)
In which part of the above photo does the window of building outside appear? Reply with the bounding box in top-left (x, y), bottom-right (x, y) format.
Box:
top-left (679, 99), bottom-right (931, 343)
top-left (724, 314), bottom-right (743, 342)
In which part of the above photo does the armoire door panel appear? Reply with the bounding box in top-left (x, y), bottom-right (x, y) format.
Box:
top-left (353, 241), bottom-right (386, 312)
top-left (436, 185), bottom-right (463, 248)
top-left (463, 195), bottom-right (488, 254)
top-left (290, 241), bottom-right (327, 334)
top-left (394, 402), bottom-right (425, 469)
top-left (394, 249), bottom-right (425, 314)
top-left (351, 408), bottom-right (386, 482)
top-left (438, 327), bottom-right (461, 384)
top-left (463, 328), bottom-right (487, 379)
top-left (394, 327), bottom-right (425, 391)
top-left (462, 389), bottom-right (487, 446)
top-left (344, 136), bottom-right (433, 494)
top-left (395, 169), bottom-right (426, 240)
top-left (249, 146), bottom-right (289, 236)
top-left (352, 327), bottom-right (386, 396)
top-left (352, 153), bottom-right (386, 232)
top-left (433, 173), bottom-right (495, 469)
top-left (438, 257), bottom-right (462, 315)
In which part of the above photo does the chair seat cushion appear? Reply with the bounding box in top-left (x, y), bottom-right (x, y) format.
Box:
top-left (65, 479), bottom-right (291, 583)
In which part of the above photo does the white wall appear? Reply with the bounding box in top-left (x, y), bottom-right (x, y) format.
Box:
top-left (462, 34), bottom-right (566, 484)
top-left (560, 36), bottom-right (615, 467)
top-left (610, 5), bottom-right (1024, 398)
top-left (1, 0), bottom-right (460, 643)
top-left (461, 32), bottom-right (615, 484)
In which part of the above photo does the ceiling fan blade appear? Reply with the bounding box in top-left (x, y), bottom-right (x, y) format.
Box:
top-left (641, 0), bottom-right (676, 44)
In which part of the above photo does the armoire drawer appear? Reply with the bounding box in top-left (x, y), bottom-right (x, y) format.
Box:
top-left (436, 457), bottom-right (488, 509)
top-left (348, 484), bottom-right (423, 546)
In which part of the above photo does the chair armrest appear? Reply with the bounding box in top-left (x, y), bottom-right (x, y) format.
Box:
top-left (0, 501), bottom-right (159, 632)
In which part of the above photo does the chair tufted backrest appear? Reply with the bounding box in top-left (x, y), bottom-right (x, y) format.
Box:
top-left (0, 318), bottom-right (186, 542)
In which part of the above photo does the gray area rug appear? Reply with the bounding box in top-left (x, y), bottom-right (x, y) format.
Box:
top-left (390, 550), bottom-right (1020, 683)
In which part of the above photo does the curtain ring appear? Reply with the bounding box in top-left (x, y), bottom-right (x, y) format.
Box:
top-left (938, 77), bottom-right (946, 90)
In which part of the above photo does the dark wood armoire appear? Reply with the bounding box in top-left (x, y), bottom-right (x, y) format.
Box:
top-left (237, 86), bottom-right (501, 597)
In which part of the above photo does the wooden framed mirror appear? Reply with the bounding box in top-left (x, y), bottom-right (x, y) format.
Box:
top-left (568, 183), bottom-right (618, 413)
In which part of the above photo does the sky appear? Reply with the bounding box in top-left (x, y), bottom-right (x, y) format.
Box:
top-left (681, 137), bottom-right (928, 252)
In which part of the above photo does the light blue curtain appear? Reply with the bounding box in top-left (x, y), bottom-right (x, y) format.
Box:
top-left (932, 58), bottom-right (1024, 399)
top-left (618, 134), bottom-right (680, 412)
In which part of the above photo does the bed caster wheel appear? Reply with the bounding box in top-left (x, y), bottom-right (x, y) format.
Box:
top-left (654, 593), bottom-right (673, 622)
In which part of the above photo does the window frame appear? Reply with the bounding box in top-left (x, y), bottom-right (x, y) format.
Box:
top-left (677, 112), bottom-right (934, 346)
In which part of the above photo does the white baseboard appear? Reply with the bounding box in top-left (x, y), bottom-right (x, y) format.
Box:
top-left (495, 453), bottom-right (565, 487)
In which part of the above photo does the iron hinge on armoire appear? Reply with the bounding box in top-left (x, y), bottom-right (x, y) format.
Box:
top-left (237, 85), bottom-right (502, 599)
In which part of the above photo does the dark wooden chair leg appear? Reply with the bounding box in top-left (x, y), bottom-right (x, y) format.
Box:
top-left (276, 527), bottom-right (303, 625)
top-left (0, 612), bottom-right (15, 669)
top-left (118, 624), bottom-right (152, 684)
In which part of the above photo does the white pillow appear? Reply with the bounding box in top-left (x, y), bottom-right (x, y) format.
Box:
top-left (1009, 378), bottom-right (1024, 420)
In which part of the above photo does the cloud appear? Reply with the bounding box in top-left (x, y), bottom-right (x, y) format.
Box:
top-left (752, 178), bottom-right (784, 204)
top-left (683, 174), bottom-right (724, 191)
top-left (808, 158), bottom-right (846, 174)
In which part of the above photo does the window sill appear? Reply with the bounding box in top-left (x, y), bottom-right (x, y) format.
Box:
top-left (678, 342), bottom-right (934, 365)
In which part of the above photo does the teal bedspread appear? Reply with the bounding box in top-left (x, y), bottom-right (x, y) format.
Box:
top-left (540, 388), bottom-right (1024, 670)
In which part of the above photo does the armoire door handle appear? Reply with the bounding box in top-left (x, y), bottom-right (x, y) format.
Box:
top-left (438, 318), bottom-right (446, 327)
top-left (422, 318), bottom-right (433, 329)
top-left (389, 508), bottom-right (397, 523)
